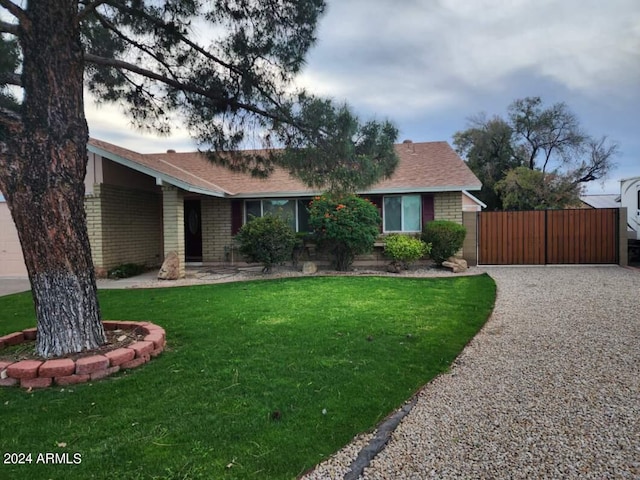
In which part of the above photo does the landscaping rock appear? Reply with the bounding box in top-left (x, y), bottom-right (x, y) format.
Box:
top-left (75, 355), bottom-right (109, 375)
top-left (302, 261), bottom-right (318, 274)
top-left (7, 360), bottom-right (42, 379)
top-left (442, 257), bottom-right (468, 273)
top-left (95, 267), bottom-right (108, 279)
top-left (39, 358), bottom-right (76, 377)
top-left (386, 262), bottom-right (402, 273)
top-left (158, 251), bottom-right (181, 280)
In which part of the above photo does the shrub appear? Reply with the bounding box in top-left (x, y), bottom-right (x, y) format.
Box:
top-left (235, 214), bottom-right (297, 273)
top-left (308, 194), bottom-right (380, 271)
top-left (107, 263), bottom-right (145, 279)
top-left (384, 234), bottom-right (431, 270)
top-left (421, 220), bottom-right (466, 265)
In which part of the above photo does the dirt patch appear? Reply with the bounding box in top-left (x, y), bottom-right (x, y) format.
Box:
top-left (0, 328), bottom-right (144, 363)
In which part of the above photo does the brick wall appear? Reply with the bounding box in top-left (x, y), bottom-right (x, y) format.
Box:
top-left (87, 184), bottom-right (163, 271)
top-left (201, 196), bottom-right (233, 262)
top-left (462, 211), bottom-right (478, 266)
top-left (85, 192), bottom-right (104, 268)
top-left (161, 186), bottom-right (185, 277)
top-left (434, 191), bottom-right (462, 224)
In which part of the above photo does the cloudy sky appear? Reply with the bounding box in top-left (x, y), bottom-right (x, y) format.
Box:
top-left (86, 0), bottom-right (640, 195)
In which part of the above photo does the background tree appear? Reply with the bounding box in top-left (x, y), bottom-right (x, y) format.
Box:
top-left (454, 96), bottom-right (618, 211)
top-left (495, 166), bottom-right (581, 210)
top-left (0, 0), bottom-right (397, 357)
top-left (452, 115), bottom-right (523, 210)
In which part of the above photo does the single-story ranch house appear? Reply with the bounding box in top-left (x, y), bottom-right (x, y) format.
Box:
top-left (0, 138), bottom-right (484, 277)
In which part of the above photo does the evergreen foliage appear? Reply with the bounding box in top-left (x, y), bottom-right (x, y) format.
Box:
top-left (308, 194), bottom-right (380, 271)
top-left (236, 214), bottom-right (297, 273)
top-left (384, 234), bottom-right (430, 270)
top-left (422, 220), bottom-right (466, 265)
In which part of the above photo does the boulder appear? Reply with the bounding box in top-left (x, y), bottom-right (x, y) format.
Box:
top-left (158, 251), bottom-right (181, 280)
top-left (448, 256), bottom-right (468, 270)
top-left (386, 262), bottom-right (402, 273)
top-left (301, 261), bottom-right (317, 274)
top-left (95, 267), bottom-right (108, 279)
top-left (442, 257), bottom-right (468, 273)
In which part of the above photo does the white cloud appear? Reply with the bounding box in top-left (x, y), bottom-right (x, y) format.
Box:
top-left (84, 95), bottom-right (196, 153)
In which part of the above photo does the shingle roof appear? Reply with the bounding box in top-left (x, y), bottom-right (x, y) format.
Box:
top-left (88, 138), bottom-right (481, 198)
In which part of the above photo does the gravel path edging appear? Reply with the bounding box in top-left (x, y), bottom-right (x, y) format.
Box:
top-left (344, 397), bottom-right (419, 480)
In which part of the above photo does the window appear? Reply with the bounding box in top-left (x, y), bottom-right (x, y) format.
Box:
top-left (383, 195), bottom-right (421, 232)
top-left (244, 199), bottom-right (311, 232)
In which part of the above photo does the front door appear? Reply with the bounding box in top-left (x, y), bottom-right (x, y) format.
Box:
top-left (184, 200), bottom-right (202, 262)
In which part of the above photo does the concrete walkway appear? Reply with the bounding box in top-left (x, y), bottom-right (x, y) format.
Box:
top-left (0, 271), bottom-right (163, 297)
top-left (0, 277), bottom-right (31, 297)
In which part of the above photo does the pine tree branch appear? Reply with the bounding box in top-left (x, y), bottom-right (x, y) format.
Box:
top-left (91, 10), bottom-right (183, 86)
top-left (0, 72), bottom-right (21, 87)
top-left (0, 19), bottom-right (18, 34)
top-left (0, 0), bottom-right (26, 24)
top-left (109, 2), bottom-right (243, 77)
top-left (77, 0), bottom-right (109, 23)
top-left (84, 1), bottom-right (312, 141)
top-left (83, 53), bottom-right (285, 124)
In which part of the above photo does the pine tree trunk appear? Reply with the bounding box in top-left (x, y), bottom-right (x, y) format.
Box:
top-left (1, 1), bottom-right (105, 358)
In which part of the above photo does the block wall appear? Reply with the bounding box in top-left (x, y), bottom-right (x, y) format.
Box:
top-left (161, 186), bottom-right (185, 277)
top-left (434, 191), bottom-right (463, 224)
top-left (462, 211), bottom-right (478, 266)
top-left (201, 196), bottom-right (233, 262)
top-left (86, 184), bottom-right (163, 271)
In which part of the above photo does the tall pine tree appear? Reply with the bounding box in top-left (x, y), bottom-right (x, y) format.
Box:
top-left (0, 0), bottom-right (397, 357)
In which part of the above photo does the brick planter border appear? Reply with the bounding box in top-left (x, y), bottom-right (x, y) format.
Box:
top-left (0, 321), bottom-right (165, 389)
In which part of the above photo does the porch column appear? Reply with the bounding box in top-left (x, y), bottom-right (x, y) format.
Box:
top-left (161, 185), bottom-right (185, 278)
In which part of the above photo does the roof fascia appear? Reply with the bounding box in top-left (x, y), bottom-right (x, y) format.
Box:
top-left (462, 190), bottom-right (487, 208)
top-left (232, 185), bottom-right (483, 199)
top-left (360, 185), bottom-right (481, 195)
top-left (231, 191), bottom-right (321, 199)
top-left (87, 144), bottom-right (227, 198)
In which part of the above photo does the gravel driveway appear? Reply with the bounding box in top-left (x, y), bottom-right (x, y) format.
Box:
top-left (303, 266), bottom-right (639, 479)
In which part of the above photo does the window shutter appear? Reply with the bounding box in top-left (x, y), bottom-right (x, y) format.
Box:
top-left (366, 195), bottom-right (383, 232)
top-left (422, 194), bottom-right (434, 227)
top-left (231, 199), bottom-right (243, 235)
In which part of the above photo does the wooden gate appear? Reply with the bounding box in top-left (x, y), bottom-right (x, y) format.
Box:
top-left (478, 209), bottom-right (619, 265)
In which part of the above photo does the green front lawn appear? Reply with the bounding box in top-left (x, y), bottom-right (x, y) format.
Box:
top-left (0, 275), bottom-right (495, 480)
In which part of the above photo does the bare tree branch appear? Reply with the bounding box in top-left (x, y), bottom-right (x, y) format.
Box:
top-left (574, 136), bottom-right (619, 184)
